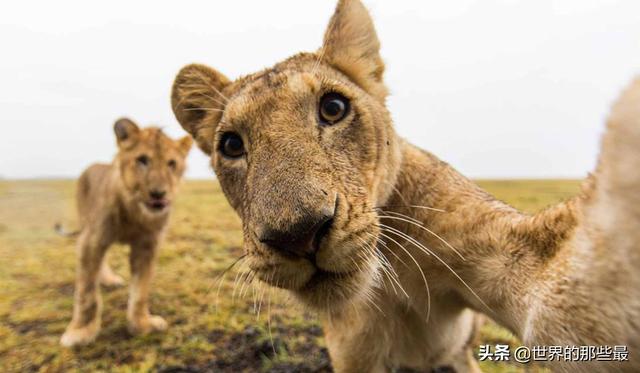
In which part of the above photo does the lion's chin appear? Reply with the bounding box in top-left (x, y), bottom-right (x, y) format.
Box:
top-left (292, 266), bottom-right (378, 312)
top-left (254, 260), bottom-right (379, 312)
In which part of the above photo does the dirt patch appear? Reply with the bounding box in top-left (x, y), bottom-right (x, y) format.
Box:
top-left (159, 326), bottom-right (332, 373)
top-left (3, 318), bottom-right (52, 336)
top-left (55, 282), bottom-right (75, 296)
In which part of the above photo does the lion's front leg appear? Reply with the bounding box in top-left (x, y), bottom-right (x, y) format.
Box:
top-left (325, 330), bottom-right (389, 373)
top-left (322, 307), bottom-right (390, 373)
top-left (126, 236), bottom-right (167, 336)
top-left (98, 251), bottom-right (125, 287)
top-left (61, 231), bottom-right (110, 347)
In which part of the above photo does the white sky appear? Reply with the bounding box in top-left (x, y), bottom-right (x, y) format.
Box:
top-left (1, 0), bottom-right (639, 179)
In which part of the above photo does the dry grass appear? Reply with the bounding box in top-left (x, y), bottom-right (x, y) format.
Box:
top-left (0, 178), bottom-right (581, 372)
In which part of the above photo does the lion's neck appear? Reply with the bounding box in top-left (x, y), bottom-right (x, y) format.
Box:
top-left (383, 142), bottom-right (579, 336)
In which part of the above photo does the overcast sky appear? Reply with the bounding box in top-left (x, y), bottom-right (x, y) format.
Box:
top-left (1, 0), bottom-right (639, 179)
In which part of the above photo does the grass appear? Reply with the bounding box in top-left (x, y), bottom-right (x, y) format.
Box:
top-left (0, 178), bottom-right (582, 372)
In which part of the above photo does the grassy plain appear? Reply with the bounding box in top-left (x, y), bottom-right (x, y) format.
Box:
top-left (0, 179), bottom-right (581, 372)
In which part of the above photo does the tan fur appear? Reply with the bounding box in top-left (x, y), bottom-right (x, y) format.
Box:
top-left (171, 1), bottom-right (640, 371)
top-left (60, 118), bottom-right (192, 347)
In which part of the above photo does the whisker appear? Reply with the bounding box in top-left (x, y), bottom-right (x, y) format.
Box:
top-left (375, 252), bottom-right (395, 294)
top-left (211, 254), bottom-right (247, 312)
top-left (359, 233), bottom-right (407, 298)
top-left (378, 231), bottom-right (431, 323)
top-left (364, 288), bottom-right (386, 317)
top-left (375, 205), bottom-right (446, 213)
top-left (312, 8), bottom-right (338, 74)
top-left (389, 182), bottom-right (413, 209)
top-left (191, 70), bottom-right (230, 102)
top-left (377, 213), bottom-right (465, 261)
top-left (238, 271), bottom-right (255, 299)
top-left (231, 266), bottom-right (249, 302)
top-left (376, 209), bottom-right (421, 224)
top-left (380, 224), bottom-right (493, 314)
top-left (312, 47), bottom-right (326, 74)
top-left (256, 281), bottom-right (267, 321)
top-left (267, 282), bottom-right (277, 357)
top-left (377, 248), bottom-right (409, 299)
top-left (213, 254), bottom-right (247, 283)
top-left (369, 231), bottom-right (410, 269)
top-left (252, 276), bottom-right (259, 313)
top-left (196, 91), bottom-right (227, 108)
top-left (356, 237), bottom-right (396, 295)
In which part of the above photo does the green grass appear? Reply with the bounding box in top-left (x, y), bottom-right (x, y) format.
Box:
top-left (0, 179), bottom-right (582, 372)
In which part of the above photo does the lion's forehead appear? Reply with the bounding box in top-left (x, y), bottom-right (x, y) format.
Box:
top-left (127, 129), bottom-right (181, 160)
top-left (224, 74), bottom-right (322, 136)
top-left (242, 71), bottom-right (316, 102)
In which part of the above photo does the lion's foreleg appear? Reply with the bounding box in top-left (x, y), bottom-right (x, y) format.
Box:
top-left (60, 231), bottom-right (109, 346)
top-left (126, 237), bottom-right (167, 335)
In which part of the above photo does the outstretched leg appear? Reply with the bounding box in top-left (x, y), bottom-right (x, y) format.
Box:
top-left (127, 236), bottom-right (167, 335)
top-left (61, 231), bottom-right (110, 347)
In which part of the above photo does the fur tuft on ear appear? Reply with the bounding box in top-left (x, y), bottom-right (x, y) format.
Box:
top-left (114, 117), bottom-right (140, 148)
top-left (171, 64), bottom-right (231, 155)
top-left (321, 0), bottom-right (387, 102)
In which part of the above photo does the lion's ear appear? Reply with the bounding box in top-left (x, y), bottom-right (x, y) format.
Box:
top-left (321, 0), bottom-right (387, 102)
top-left (177, 135), bottom-right (193, 157)
top-left (171, 64), bottom-right (231, 155)
top-left (114, 117), bottom-right (140, 148)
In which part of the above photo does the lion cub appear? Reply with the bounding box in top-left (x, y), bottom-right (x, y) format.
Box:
top-left (60, 118), bottom-right (192, 347)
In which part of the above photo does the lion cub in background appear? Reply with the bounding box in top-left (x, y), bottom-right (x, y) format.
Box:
top-left (60, 118), bottom-right (192, 347)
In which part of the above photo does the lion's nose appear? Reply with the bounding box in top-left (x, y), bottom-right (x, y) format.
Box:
top-left (149, 189), bottom-right (166, 200)
top-left (257, 207), bottom-right (334, 258)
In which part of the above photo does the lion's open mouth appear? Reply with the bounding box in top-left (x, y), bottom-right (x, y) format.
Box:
top-left (144, 199), bottom-right (170, 212)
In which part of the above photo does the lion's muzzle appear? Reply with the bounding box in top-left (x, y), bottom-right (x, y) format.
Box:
top-left (255, 197), bottom-right (336, 259)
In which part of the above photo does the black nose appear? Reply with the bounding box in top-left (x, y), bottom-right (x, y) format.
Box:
top-left (257, 207), bottom-right (334, 258)
top-left (149, 190), bottom-right (166, 200)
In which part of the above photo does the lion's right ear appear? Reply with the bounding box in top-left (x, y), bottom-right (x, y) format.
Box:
top-left (321, 0), bottom-right (387, 102)
top-left (171, 64), bottom-right (231, 155)
top-left (114, 117), bottom-right (140, 149)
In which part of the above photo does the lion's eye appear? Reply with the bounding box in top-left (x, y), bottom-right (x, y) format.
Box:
top-left (167, 159), bottom-right (177, 170)
top-left (136, 155), bottom-right (149, 166)
top-left (319, 92), bottom-right (350, 125)
top-left (220, 132), bottom-right (245, 159)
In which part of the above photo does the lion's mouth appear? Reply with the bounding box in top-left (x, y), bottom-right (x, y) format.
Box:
top-left (250, 233), bottom-right (379, 310)
top-left (144, 199), bottom-right (170, 212)
top-left (251, 259), bottom-right (360, 293)
top-left (301, 267), bottom-right (358, 290)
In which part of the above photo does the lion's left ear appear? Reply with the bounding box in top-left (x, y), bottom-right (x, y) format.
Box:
top-left (177, 135), bottom-right (193, 157)
top-left (321, 0), bottom-right (387, 102)
top-left (113, 117), bottom-right (140, 149)
top-left (172, 64), bottom-right (231, 155)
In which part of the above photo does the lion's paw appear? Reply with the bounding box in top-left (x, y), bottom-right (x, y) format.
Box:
top-left (99, 272), bottom-right (125, 287)
top-left (60, 325), bottom-right (99, 347)
top-left (128, 315), bottom-right (168, 336)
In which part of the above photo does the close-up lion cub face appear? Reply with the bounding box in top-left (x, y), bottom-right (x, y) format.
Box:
top-left (114, 118), bottom-right (192, 219)
top-left (172, 0), bottom-right (401, 309)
